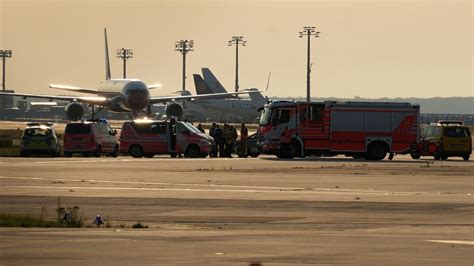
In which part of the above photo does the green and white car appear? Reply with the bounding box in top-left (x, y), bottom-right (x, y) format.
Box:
top-left (20, 123), bottom-right (60, 157)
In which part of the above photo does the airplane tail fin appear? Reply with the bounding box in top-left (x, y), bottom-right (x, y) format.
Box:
top-left (202, 68), bottom-right (227, 93)
top-left (104, 28), bottom-right (111, 80)
top-left (193, 74), bottom-right (214, 95)
top-left (245, 88), bottom-right (267, 107)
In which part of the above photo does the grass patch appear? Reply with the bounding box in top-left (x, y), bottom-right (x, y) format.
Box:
top-left (0, 214), bottom-right (59, 227)
top-left (132, 222), bottom-right (149, 229)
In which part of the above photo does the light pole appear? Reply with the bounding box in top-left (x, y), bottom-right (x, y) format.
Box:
top-left (175, 40), bottom-right (194, 91)
top-left (228, 36), bottom-right (246, 92)
top-left (116, 48), bottom-right (133, 79)
top-left (0, 50), bottom-right (12, 91)
top-left (299, 27), bottom-right (320, 103)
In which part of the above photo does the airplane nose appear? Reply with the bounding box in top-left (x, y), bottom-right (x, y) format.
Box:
top-left (127, 88), bottom-right (150, 110)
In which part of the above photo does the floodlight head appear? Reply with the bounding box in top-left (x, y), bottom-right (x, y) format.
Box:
top-left (0, 50), bottom-right (12, 58)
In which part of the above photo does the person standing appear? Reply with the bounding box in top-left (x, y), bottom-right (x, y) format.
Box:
top-left (280, 126), bottom-right (292, 158)
top-left (226, 125), bottom-right (238, 158)
top-left (214, 125), bottom-right (224, 157)
top-left (238, 123), bottom-right (249, 157)
top-left (209, 123), bottom-right (218, 157)
top-left (197, 123), bottom-right (205, 134)
top-left (222, 123), bottom-right (229, 157)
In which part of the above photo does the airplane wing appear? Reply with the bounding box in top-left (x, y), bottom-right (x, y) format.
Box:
top-left (49, 84), bottom-right (99, 94)
top-left (0, 91), bottom-right (108, 105)
top-left (149, 90), bottom-right (260, 104)
top-left (147, 83), bottom-right (162, 90)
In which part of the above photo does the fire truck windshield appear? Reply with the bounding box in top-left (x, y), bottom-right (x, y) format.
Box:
top-left (259, 107), bottom-right (273, 125)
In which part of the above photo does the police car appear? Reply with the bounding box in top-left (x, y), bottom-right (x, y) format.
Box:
top-left (20, 122), bottom-right (60, 157)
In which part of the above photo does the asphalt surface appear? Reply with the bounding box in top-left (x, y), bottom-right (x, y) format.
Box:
top-left (0, 155), bottom-right (473, 265)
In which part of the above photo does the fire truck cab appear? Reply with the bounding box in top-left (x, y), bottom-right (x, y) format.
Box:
top-left (258, 101), bottom-right (420, 160)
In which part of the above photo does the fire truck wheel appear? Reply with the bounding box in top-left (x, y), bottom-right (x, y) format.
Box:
top-left (463, 153), bottom-right (470, 161)
top-left (410, 151), bottom-right (421, 159)
top-left (250, 152), bottom-right (260, 158)
top-left (185, 145), bottom-right (200, 158)
top-left (129, 145), bottom-right (144, 158)
top-left (369, 142), bottom-right (387, 161)
top-left (94, 145), bottom-right (102, 157)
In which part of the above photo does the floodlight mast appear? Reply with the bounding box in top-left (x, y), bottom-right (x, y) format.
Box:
top-left (175, 40), bottom-right (194, 91)
top-left (116, 48), bottom-right (133, 79)
top-left (299, 27), bottom-right (320, 104)
top-left (228, 36), bottom-right (246, 92)
top-left (0, 50), bottom-right (12, 91)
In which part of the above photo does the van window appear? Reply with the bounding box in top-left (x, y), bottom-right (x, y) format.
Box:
top-left (423, 126), bottom-right (434, 138)
top-left (65, 124), bottom-right (91, 134)
top-left (24, 128), bottom-right (52, 136)
top-left (444, 127), bottom-right (469, 138)
top-left (132, 123), bottom-right (152, 134)
top-left (150, 123), bottom-right (167, 134)
top-left (96, 124), bottom-right (109, 135)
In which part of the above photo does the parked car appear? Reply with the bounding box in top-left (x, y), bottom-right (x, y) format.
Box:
top-left (20, 122), bottom-right (60, 157)
top-left (234, 133), bottom-right (260, 158)
top-left (119, 120), bottom-right (212, 158)
top-left (63, 119), bottom-right (119, 157)
top-left (411, 120), bottom-right (471, 160)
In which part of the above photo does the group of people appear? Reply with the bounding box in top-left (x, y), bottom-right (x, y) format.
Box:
top-left (198, 122), bottom-right (248, 157)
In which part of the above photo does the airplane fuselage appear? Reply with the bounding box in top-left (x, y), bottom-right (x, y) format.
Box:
top-left (97, 79), bottom-right (150, 112)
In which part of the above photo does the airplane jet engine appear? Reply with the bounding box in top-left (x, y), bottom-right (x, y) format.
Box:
top-left (165, 102), bottom-right (183, 118)
top-left (65, 102), bottom-right (84, 121)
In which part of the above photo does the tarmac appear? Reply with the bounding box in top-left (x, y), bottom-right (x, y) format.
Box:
top-left (0, 155), bottom-right (473, 265)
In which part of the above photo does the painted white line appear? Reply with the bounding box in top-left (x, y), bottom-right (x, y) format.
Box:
top-left (0, 175), bottom-right (465, 197)
top-left (427, 240), bottom-right (474, 245)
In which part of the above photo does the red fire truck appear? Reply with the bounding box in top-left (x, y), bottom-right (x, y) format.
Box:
top-left (258, 101), bottom-right (420, 160)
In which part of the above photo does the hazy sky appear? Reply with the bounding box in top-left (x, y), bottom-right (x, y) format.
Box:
top-left (0, 0), bottom-right (472, 98)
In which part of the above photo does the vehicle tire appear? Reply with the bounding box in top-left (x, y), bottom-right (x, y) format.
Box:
top-left (368, 142), bottom-right (387, 161)
top-left (20, 150), bottom-right (29, 157)
top-left (129, 145), bottom-right (144, 158)
top-left (200, 152), bottom-right (209, 158)
top-left (250, 152), bottom-right (260, 158)
top-left (441, 154), bottom-right (448, 160)
top-left (433, 154), bottom-right (441, 160)
top-left (170, 153), bottom-right (178, 158)
top-left (185, 145), bottom-right (200, 158)
top-left (462, 153), bottom-right (470, 161)
top-left (278, 144), bottom-right (294, 159)
top-left (144, 154), bottom-right (154, 158)
top-left (64, 151), bottom-right (72, 157)
top-left (410, 151), bottom-right (421, 159)
top-left (94, 145), bottom-right (102, 157)
top-left (111, 145), bottom-right (119, 158)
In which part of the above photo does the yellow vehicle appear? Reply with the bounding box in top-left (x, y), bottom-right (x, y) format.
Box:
top-left (412, 121), bottom-right (471, 160)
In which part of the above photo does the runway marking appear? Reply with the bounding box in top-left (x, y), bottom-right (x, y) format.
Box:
top-left (0, 175), bottom-right (466, 197)
top-left (427, 240), bottom-right (474, 245)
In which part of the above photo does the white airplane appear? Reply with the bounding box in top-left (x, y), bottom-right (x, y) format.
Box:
top-left (0, 29), bottom-right (253, 121)
top-left (190, 68), bottom-right (269, 122)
